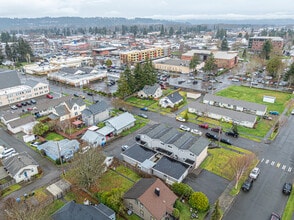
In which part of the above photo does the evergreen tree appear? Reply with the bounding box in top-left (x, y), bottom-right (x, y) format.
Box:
top-left (262, 40), bottom-right (273, 60)
top-left (143, 59), bottom-right (157, 86)
top-left (5, 43), bottom-right (12, 60)
top-left (189, 54), bottom-right (199, 74)
top-left (242, 48), bottom-right (247, 59)
top-left (284, 62), bottom-right (294, 85)
top-left (160, 25), bottom-right (164, 36)
top-left (133, 63), bottom-right (145, 91)
top-left (220, 38), bottom-right (229, 51)
top-left (116, 66), bottom-right (134, 98)
top-left (203, 53), bottom-right (217, 74)
top-left (169, 27), bottom-right (174, 36)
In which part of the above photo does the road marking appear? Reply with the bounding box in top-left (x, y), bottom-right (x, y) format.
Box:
top-left (276, 163), bottom-right (281, 168)
top-left (288, 167), bottom-right (292, 172)
top-left (271, 161), bottom-right (275, 166)
top-left (265, 159), bottom-right (269, 164)
top-left (261, 158), bottom-right (264, 163)
top-left (282, 165), bottom-right (286, 170)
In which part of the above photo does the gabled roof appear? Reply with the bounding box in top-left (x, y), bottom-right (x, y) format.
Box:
top-left (81, 130), bottom-right (104, 143)
top-left (52, 201), bottom-right (113, 220)
top-left (122, 144), bottom-right (156, 163)
top-left (35, 96), bottom-right (71, 112)
top-left (166, 91), bottom-right (183, 104)
top-left (2, 152), bottom-right (38, 176)
top-left (141, 84), bottom-right (160, 96)
top-left (23, 79), bottom-right (41, 88)
top-left (106, 112), bottom-right (135, 131)
top-left (124, 178), bottom-right (177, 220)
top-left (7, 115), bottom-right (36, 128)
top-left (55, 104), bottom-right (70, 117)
top-left (65, 97), bottom-right (85, 109)
top-left (82, 100), bottom-right (108, 116)
top-left (0, 69), bottom-right (21, 89)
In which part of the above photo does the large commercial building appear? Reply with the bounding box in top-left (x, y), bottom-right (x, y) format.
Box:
top-left (119, 46), bottom-right (170, 64)
top-left (248, 36), bottom-right (283, 53)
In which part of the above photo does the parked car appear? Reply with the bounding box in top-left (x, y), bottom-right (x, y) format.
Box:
top-left (225, 131), bottom-right (239, 138)
top-left (21, 102), bottom-right (27, 106)
top-left (119, 107), bottom-right (127, 112)
top-left (270, 212), bottom-right (281, 220)
top-left (191, 129), bottom-right (202, 136)
top-left (30, 142), bottom-right (41, 147)
top-left (180, 125), bottom-right (190, 132)
top-left (269, 111), bottom-right (279, 115)
top-left (241, 178), bottom-right (254, 192)
top-left (0, 148), bottom-right (16, 159)
top-left (121, 145), bottom-right (129, 151)
top-left (16, 103), bottom-right (22, 108)
top-left (291, 109), bottom-right (294, 115)
top-left (199, 123), bottom-right (209, 129)
top-left (138, 113), bottom-right (148, 119)
top-left (249, 167), bottom-right (260, 180)
top-left (30, 99), bottom-right (37, 104)
top-left (220, 138), bottom-right (232, 145)
top-left (87, 92), bottom-right (94, 96)
top-left (176, 116), bottom-right (186, 122)
top-left (140, 107), bottom-right (148, 111)
top-left (263, 115), bottom-right (273, 120)
top-left (205, 132), bottom-right (218, 141)
top-left (73, 93), bottom-right (79, 97)
top-left (10, 105), bottom-right (18, 110)
top-left (282, 183), bottom-right (292, 195)
top-left (46, 94), bottom-right (53, 99)
top-left (211, 127), bottom-right (222, 133)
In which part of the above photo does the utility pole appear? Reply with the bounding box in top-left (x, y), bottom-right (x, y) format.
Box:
top-left (57, 142), bottom-right (65, 175)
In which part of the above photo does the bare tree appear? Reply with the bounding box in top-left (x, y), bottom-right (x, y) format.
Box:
top-left (228, 153), bottom-right (256, 189)
top-left (69, 148), bottom-right (106, 189)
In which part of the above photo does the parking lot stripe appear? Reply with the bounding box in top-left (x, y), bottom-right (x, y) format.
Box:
top-left (271, 161), bottom-right (275, 166)
top-left (265, 159), bottom-right (269, 164)
top-left (282, 165), bottom-right (286, 170)
top-left (276, 163), bottom-right (281, 168)
top-left (261, 158), bottom-right (264, 163)
top-left (288, 167), bottom-right (292, 172)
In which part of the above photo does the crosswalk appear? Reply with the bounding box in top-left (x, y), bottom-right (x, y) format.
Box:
top-left (260, 158), bottom-right (292, 173)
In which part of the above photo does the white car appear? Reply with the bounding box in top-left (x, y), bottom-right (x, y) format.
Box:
top-left (176, 116), bottom-right (186, 122)
top-left (121, 145), bottom-right (129, 151)
top-left (249, 167), bottom-right (260, 180)
top-left (291, 109), bottom-right (294, 115)
top-left (191, 129), bottom-right (202, 136)
top-left (180, 125), bottom-right (190, 132)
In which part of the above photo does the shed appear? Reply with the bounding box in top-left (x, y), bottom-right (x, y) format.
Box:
top-left (263, 96), bottom-right (276, 103)
top-left (46, 179), bottom-right (71, 199)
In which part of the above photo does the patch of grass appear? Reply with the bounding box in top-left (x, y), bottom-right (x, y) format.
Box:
top-left (282, 186), bottom-right (294, 220)
top-left (45, 132), bottom-right (64, 141)
top-left (64, 191), bottom-right (77, 201)
top-left (120, 118), bottom-right (148, 137)
top-left (44, 199), bottom-right (65, 216)
top-left (115, 166), bottom-right (141, 182)
top-left (174, 199), bottom-right (207, 220)
top-left (2, 184), bottom-right (21, 197)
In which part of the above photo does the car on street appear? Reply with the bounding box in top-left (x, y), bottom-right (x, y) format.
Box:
top-left (249, 167), bottom-right (260, 180)
top-left (282, 182), bottom-right (292, 195)
top-left (46, 94), bottom-right (53, 99)
top-left (0, 148), bottom-right (16, 159)
top-left (199, 123), bottom-right (209, 129)
top-left (87, 92), bottom-right (94, 96)
top-left (140, 107), bottom-right (148, 111)
top-left (269, 111), bottom-right (279, 115)
top-left (138, 113), bottom-right (148, 119)
top-left (211, 127), bottom-right (222, 133)
top-left (121, 145), bottom-right (129, 151)
top-left (205, 132), bottom-right (218, 141)
top-left (10, 105), bottom-right (18, 110)
top-left (270, 212), bottom-right (281, 220)
top-left (241, 178), bottom-right (254, 192)
top-left (16, 103), bottom-right (22, 108)
top-left (30, 141), bottom-right (41, 147)
top-left (73, 93), bottom-right (79, 97)
top-left (30, 99), bottom-right (37, 104)
top-left (225, 131), bottom-right (239, 138)
top-left (291, 109), bottom-right (294, 115)
top-left (176, 116), bottom-right (186, 122)
top-left (191, 129), bottom-right (202, 136)
top-left (220, 138), bottom-right (232, 145)
top-left (180, 125), bottom-right (190, 132)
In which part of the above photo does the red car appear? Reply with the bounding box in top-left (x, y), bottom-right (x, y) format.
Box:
top-left (46, 94), bottom-right (53, 99)
top-left (199, 124), bottom-right (209, 129)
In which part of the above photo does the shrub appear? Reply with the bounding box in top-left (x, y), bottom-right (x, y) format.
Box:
top-left (171, 182), bottom-right (194, 198)
top-left (173, 208), bottom-right (180, 219)
top-left (189, 192), bottom-right (209, 212)
top-left (40, 149), bottom-right (46, 157)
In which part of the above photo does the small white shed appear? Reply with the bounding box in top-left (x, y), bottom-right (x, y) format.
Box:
top-left (263, 96), bottom-right (276, 103)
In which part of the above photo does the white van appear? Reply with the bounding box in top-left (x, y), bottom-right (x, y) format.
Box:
top-left (0, 148), bottom-right (16, 159)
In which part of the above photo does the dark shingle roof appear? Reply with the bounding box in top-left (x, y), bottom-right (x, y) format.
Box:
top-left (122, 144), bottom-right (156, 163)
top-left (7, 115), bottom-right (35, 128)
top-left (65, 97), bottom-right (85, 109)
top-left (83, 101), bottom-right (108, 116)
top-left (24, 79), bottom-right (40, 88)
top-left (124, 178), bottom-right (157, 199)
top-left (166, 91), bottom-right (183, 104)
top-left (0, 69), bottom-right (21, 89)
top-left (142, 84), bottom-right (160, 96)
top-left (55, 105), bottom-right (70, 117)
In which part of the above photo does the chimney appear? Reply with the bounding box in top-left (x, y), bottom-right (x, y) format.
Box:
top-left (154, 187), bottom-right (160, 197)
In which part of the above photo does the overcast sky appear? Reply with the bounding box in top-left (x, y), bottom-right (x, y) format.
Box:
top-left (1, 0), bottom-right (294, 20)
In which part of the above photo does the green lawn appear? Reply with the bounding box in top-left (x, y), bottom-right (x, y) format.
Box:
top-left (45, 132), bottom-right (64, 141)
top-left (282, 186), bottom-right (294, 220)
top-left (174, 199), bottom-right (207, 220)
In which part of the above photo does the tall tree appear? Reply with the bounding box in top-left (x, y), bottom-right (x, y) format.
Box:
top-left (266, 56), bottom-right (283, 79)
top-left (203, 53), bottom-right (217, 74)
top-left (133, 62), bottom-right (145, 91)
top-left (169, 27), bottom-right (174, 36)
top-left (262, 40), bottom-right (273, 60)
top-left (142, 59), bottom-right (157, 86)
top-left (116, 66), bottom-right (134, 98)
top-left (242, 48), bottom-right (247, 59)
top-left (189, 54), bottom-right (200, 74)
top-left (284, 62), bottom-right (294, 85)
top-left (220, 38), bottom-right (229, 51)
top-left (5, 42), bottom-right (12, 60)
top-left (160, 25), bottom-right (164, 36)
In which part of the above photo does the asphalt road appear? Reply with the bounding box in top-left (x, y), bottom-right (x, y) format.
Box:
top-left (224, 115), bottom-right (294, 220)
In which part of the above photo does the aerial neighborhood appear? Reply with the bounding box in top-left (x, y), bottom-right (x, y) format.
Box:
top-left (0, 16), bottom-right (293, 220)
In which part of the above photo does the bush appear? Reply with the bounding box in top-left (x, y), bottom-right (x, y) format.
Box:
top-left (189, 192), bottom-right (209, 212)
top-left (55, 158), bottom-right (61, 165)
top-left (172, 182), bottom-right (194, 198)
top-left (40, 149), bottom-right (46, 157)
top-left (173, 208), bottom-right (180, 219)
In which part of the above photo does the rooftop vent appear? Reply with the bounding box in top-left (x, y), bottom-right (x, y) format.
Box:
top-left (154, 187), bottom-right (160, 197)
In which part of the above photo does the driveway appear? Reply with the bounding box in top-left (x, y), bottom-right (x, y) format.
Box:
top-left (183, 169), bottom-right (230, 205)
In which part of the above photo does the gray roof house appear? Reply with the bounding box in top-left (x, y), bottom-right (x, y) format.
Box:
top-left (7, 115), bottom-right (38, 134)
top-left (2, 152), bottom-right (39, 183)
top-left (52, 200), bottom-right (116, 220)
top-left (188, 102), bottom-right (257, 128)
top-left (105, 112), bottom-right (136, 135)
top-left (82, 101), bottom-right (110, 126)
top-left (159, 91), bottom-right (183, 108)
top-left (81, 130), bottom-right (106, 147)
top-left (37, 139), bottom-right (80, 161)
top-left (203, 94), bottom-right (267, 116)
top-left (1, 113), bottom-right (20, 125)
top-left (137, 84), bottom-right (162, 99)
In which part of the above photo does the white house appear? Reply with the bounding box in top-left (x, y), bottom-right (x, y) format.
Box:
top-left (159, 91), bottom-right (183, 108)
top-left (2, 152), bottom-right (39, 183)
top-left (105, 112), bottom-right (136, 135)
top-left (7, 115), bottom-right (38, 134)
top-left (137, 84), bottom-right (162, 99)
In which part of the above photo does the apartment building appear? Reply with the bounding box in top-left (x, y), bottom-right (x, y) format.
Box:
top-left (119, 46), bottom-right (170, 64)
top-left (248, 36), bottom-right (283, 53)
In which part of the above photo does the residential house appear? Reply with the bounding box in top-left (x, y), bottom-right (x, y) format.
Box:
top-left (7, 115), bottom-right (38, 134)
top-left (123, 178), bottom-right (177, 220)
top-left (50, 104), bottom-right (71, 121)
top-left (137, 84), bottom-right (162, 99)
top-left (203, 94), bottom-right (267, 116)
top-left (188, 102), bottom-right (257, 128)
top-left (37, 139), bottom-right (80, 161)
top-left (2, 152), bottom-right (39, 183)
top-left (81, 129), bottom-right (106, 147)
top-left (105, 112), bottom-right (136, 135)
top-left (1, 113), bottom-right (20, 125)
top-left (82, 101), bottom-right (110, 126)
top-left (65, 97), bottom-right (87, 118)
top-left (159, 91), bottom-right (183, 108)
top-left (52, 200), bottom-right (116, 220)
